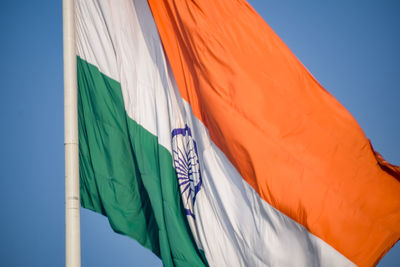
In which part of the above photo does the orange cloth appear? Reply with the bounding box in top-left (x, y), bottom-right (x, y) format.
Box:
top-left (148, 1), bottom-right (400, 265)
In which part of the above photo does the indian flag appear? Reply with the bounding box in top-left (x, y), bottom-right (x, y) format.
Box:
top-left (76, 0), bottom-right (400, 266)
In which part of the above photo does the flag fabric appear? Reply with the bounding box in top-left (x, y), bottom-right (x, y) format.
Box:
top-left (76, 0), bottom-right (400, 266)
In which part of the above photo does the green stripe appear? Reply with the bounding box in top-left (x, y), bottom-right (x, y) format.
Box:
top-left (77, 56), bottom-right (207, 267)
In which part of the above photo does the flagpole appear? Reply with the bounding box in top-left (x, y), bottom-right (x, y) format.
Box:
top-left (63, 0), bottom-right (81, 266)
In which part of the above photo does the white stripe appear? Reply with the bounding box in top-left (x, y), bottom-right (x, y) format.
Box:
top-left (76, 1), bottom-right (355, 266)
top-left (76, 0), bottom-right (119, 81)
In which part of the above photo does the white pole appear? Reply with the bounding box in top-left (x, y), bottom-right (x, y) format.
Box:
top-left (63, 0), bottom-right (80, 266)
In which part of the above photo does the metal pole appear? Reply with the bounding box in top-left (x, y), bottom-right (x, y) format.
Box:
top-left (63, 0), bottom-right (80, 266)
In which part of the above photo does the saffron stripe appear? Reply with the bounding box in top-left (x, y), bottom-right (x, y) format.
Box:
top-left (147, 0), bottom-right (400, 265)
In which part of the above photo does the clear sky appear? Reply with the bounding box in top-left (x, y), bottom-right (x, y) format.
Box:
top-left (0, 0), bottom-right (398, 266)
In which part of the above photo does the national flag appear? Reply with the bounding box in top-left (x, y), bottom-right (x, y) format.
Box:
top-left (76, 0), bottom-right (400, 266)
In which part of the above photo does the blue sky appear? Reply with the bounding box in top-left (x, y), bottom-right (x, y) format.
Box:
top-left (0, 0), bottom-right (398, 266)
